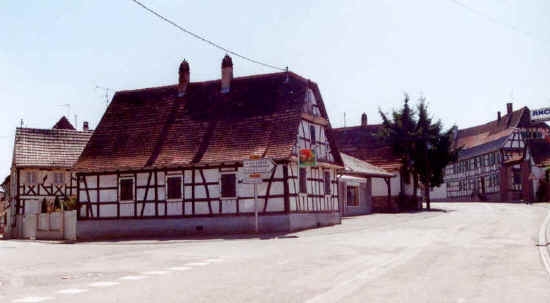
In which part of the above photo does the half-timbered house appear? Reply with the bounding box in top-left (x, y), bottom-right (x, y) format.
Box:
top-left (3, 117), bottom-right (92, 238)
top-left (334, 113), bottom-right (414, 212)
top-left (72, 56), bottom-right (344, 239)
top-left (442, 103), bottom-right (550, 202)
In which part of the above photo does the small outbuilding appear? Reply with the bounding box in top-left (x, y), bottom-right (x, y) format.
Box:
top-left (338, 153), bottom-right (394, 216)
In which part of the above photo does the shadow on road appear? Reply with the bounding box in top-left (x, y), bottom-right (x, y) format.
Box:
top-left (52, 231), bottom-right (301, 245)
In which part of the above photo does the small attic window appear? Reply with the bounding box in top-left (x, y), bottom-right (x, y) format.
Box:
top-left (220, 87), bottom-right (230, 94)
top-left (303, 89), bottom-right (321, 117)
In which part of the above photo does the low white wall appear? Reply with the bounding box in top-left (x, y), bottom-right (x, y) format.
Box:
top-left (15, 211), bottom-right (76, 240)
top-left (64, 210), bottom-right (77, 240)
top-left (430, 183), bottom-right (447, 200)
top-left (22, 214), bottom-right (37, 239)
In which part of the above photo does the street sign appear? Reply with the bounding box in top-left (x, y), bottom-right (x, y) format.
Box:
top-left (242, 173), bottom-right (264, 184)
top-left (531, 107), bottom-right (550, 122)
top-left (242, 158), bottom-right (276, 174)
top-left (240, 157), bottom-right (276, 233)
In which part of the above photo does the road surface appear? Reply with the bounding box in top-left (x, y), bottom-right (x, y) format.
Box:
top-left (1, 202), bottom-right (550, 302)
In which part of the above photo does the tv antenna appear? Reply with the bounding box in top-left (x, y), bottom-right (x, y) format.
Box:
top-left (95, 85), bottom-right (112, 108)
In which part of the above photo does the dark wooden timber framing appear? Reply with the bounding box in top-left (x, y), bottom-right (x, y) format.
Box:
top-left (283, 165), bottom-right (290, 213)
top-left (263, 168), bottom-right (277, 213)
top-left (199, 169), bottom-right (213, 215)
top-left (75, 159), bottom-right (340, 220)
top-left (384, 178), bottom-right (391, 206)
top-left (141, 172), bottom-right (153, 216)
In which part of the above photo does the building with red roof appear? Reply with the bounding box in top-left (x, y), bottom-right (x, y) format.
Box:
top-left (333, 114), bottom-right (415, 212)
top-left (442, 103), bottom-right (550, 202)
top-left (72, 56), bottom-right (344, 239)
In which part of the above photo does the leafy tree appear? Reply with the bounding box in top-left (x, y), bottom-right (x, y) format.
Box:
top-left (379, 94), bottom-right (417, 202)
top-left (412, 99), bottom-right (458, 209)
top-left (380, 95), bottom-right (458, 210)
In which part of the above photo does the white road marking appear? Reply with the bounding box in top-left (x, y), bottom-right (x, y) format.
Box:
top-left (56, 288), bottom-right (88, 295)
top-left (168, 266), bottom-right (191, 271)
top-left (141, 270), bottom-right (169, 275)
top-left (12, 297), bottom-right (54, 303)
top-left (88, 281), bottom-right (120, 287)
top-left (185, 262), bottom-right (208, 266)
top-left (119, 275), bottom-right (148, 281)
top-left (537, 208), bottom-right (550, 277)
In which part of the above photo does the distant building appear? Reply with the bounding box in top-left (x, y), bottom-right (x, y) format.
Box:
top-left (334, 113), bottom-right (415, 212)
top-left (72, 56), bottom-right (344, 239)
top-left (442, 103), bottom-right (550, 202)
top-left (3, 117), bottom-right (92, 238)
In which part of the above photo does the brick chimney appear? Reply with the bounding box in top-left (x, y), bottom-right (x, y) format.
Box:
top-left (497, 111), bottom-right (501, 123)
top-left (221, 55), bottom-right (233, 94)
top-left (83, 121), bottom-right (89, 131)
top-left (361, 113), bottom-right (368, 128)
top-left (506, 102), bottom-right (513, 115)
top-left (177, 59), bottom-right (190, 97)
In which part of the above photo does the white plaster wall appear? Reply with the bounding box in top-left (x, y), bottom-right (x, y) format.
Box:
top-left (99, 175), bottom-right (117, 187)
top-left (63, 210), bottom-right (77, 240)
top-left (25, 199), bottom-right (41, 215)
top-left (372, 176), bottom-right (399, 197)
top-left (430, 183), bottom-right (447, 200)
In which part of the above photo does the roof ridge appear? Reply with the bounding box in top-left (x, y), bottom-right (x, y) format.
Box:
top-left (459, 106), bottom-right (528, 133)
top-left (116, 71), bottom-right (309, 95)
top-left (333, 124), bottom-right (383, 131)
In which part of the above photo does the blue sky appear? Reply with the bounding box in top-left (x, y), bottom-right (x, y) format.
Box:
top-left (1, 0), bottom-right (549, 178)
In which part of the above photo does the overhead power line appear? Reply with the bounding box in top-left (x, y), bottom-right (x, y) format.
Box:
top-left (130, 0), bottom-right (286, 71)
top-left (447, 0), bottom-right (541, 43)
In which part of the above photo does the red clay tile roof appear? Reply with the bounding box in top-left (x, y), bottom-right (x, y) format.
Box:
top-left (74, 72), bottom-right (343, 172)
top-left (52, 116), bottom-right (76, 130)
top-left (340, 153), bottom-right (394, 178)
top-left (454, 107), bottom-right (533, 158)
top-left (333, 125), bottom-right (402, 172)
top-left (14, 127), bottom-right (93, 169)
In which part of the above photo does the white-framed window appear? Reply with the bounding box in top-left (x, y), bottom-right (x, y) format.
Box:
top-left (166, 175), bottom-right (183, 201)
top-left (220, 173), bottom-right (237, 199)
top-left (346, 185), bottom-right (359, 207)
top-left (53, 172), bottom-right (65, 184)
top-left (26, 171), bottom-right (38, 184)
top-left (119, 177), bottom-right (135, 202)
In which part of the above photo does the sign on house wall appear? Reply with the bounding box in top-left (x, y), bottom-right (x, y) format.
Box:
top-left (531, 107), bottom-right (550, 122)
top-left (299, 149), bottom-right (317, 167)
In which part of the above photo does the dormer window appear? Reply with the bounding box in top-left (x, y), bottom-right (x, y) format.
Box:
top-left (303, 89), bottom-right (321, 117)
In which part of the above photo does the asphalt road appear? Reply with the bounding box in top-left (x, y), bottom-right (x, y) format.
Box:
top-left (1, 202), bottom-right (550, 303)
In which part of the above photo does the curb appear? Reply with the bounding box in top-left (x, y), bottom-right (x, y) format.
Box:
top-left (537, 208), bottom-right (550, 277)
